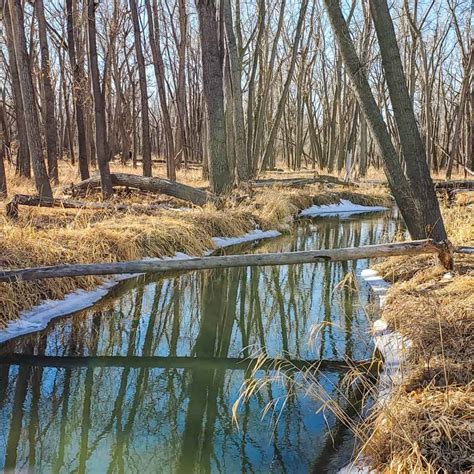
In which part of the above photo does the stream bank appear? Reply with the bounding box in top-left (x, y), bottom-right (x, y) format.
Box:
top-left (0, 186), bottom-right (390, 327)
top-left (0, 208), bottom-right (397, 472)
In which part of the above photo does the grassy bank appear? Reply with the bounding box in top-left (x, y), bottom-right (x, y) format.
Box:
top-left (360, 203), bottom-right (473, 472)
top-left (0, 163), bottom-right (390, 326)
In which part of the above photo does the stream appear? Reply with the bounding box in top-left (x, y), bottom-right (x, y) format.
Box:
top-left (0, 210), bottom-right (402, 473)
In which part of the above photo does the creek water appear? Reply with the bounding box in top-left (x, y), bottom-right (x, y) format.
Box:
top-left (0, 210), bottom-right (402, 473)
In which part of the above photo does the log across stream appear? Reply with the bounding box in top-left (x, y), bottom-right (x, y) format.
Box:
top-left (0, 209), bottom-right (403, 472)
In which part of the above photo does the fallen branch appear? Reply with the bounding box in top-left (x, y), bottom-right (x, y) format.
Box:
top-left (5, 193), bottom-right (170, 219)
top-left (67, 173), bottom-right (217, 206)
top-left (252, 175), bottom-right (353, 188)
top-left (0, 239), bottom-right (446, 283)
top-left (434, 180), bottom-right (474, 190)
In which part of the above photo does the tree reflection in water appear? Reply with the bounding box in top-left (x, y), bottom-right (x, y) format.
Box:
top-left (0, 212), bottom-right (402, 473)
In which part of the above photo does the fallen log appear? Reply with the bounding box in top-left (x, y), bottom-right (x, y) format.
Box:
top-left (253, 175), bottom-right (353, 188)
top-left (5, 193), bottom-right (171, 219)
top-left (434, 180), bottom-right (474, 190)
top-left (0, 239), bottom-right (447, 283)
top-left (67, 173), bottom-right (217, 206)
top-left (0, 353), bottom-right (374, 372)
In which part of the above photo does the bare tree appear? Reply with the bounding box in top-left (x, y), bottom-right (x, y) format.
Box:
top-left (87, 0), bottom-right (113, 198)
top-left (129, 0), bottom-right (152, 177)
top-left (35, 0), bottom-right (59, 183)
top-left (322, 0), bottom-right (448, 247)
top-left (196, 0), bottom-right (232, 194)
top-left (6, 0), bottom-right (52, 199)
top-left (66, 0), bottom-right (90, 180)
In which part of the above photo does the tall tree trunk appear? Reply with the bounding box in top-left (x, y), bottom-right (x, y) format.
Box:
top-left (369, 0), bottom-right (447, 242)
top-left (223, 0), bottom-right (250, 182)
top-left (196, 0), bottom-right (232, 194)
top-left (66, 0), bottom-right (89, 180)
top-left (176, 0), bottom-right (188, 168)
top-left (322, 0), bottom-right (426, 240)
top-left (3, 0), bottom-right (30, 178)
top-left (35, 0), bottom-right (59, 183)
top-left (87, 0), bottom-right (113, 198)
top-left (147, 0), bottom-right (176, 180)
top-left (129, 0), bottom-right (152, 177)
top-left (7, 0), bottom-right (52, 199)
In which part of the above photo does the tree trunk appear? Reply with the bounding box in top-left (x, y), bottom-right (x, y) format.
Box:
top-left (196, 0), bottom-right (232, 194)
top-left (223, 0), bottom-right (250, 182)
top-left (369, 0), bottom-right (447, 242)
top-left (147, 0), bottom-right (176, 181)
top-left (322, 0), bottom-right (440, 242)
top-left (176, 0), bottom-right (188, 168)
top-left (87, 0), bottom-right (113, 198)
top-left (130, 0), bottom-right (152, 177)
top-left (35, 0), bottom-right (59, 183)
top-left (7, 0), bottom-right (52, 199)
top-left (66, 0), bottom-right (89, 180)
top-left (3, 0), bottom-right (30, 178)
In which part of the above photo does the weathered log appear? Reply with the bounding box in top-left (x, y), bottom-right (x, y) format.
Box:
top-left (5, 193), bottom-right (171, 219)
top-left (67, 173), bottom-right (217, 205)
top-left (0, 353), bottom-right (374, 372)
top-left (252, 175), bottom-right (353, 188)
top-left (0, 239), bottom-right (445, 283)
top-left (434, 180), bottom-right (474, 190)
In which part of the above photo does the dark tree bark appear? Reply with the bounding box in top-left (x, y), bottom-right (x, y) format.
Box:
top-left (196, 0), bottom-right (232, 194)
top-left (175, 0), bottom-right (188, 168)
top-left (66, 0), bottom-right (90, 180)
top-left (35, 0), bottom-right (59, 183)
top-left (323, 0), bottom-right (448, 244)
top-left (7, 0), bottom-right (52, 199)
top-left (369, 0), bottom-right (447, 242)
top-left (3, 0), bottom-right (30, 178)
top-left (87, 0), bottom-right (113, 198)
top-left (223, 0), bottom-right (250, 182)
top-left (129, 0), bottom-right (152, 177)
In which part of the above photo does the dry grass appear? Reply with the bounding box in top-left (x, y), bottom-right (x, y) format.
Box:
top-left (358, 203), bottom-right (474, 473)
top-left (0, 162), bottom-right (390, 326)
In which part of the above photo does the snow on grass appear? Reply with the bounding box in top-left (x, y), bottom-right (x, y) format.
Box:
top-left (0, 228), bottom-right (281, 344)
top-left (300, 199), bottom-right (388, 218)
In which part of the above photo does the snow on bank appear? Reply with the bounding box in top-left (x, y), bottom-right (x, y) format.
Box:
top-left (339, 269), bottom-right (405, 473)
top-left (300, 199), bottom-right (387, 218)
top-left (211, 229), bottom-right (281, 249)
top-left (0, 229), bottom-right (281, 345)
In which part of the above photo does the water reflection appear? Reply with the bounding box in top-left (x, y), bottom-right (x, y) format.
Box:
top-left (0, 212), bottom-right (402, 473)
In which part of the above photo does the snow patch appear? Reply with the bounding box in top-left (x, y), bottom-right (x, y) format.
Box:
top-left (300, 199), bottom-right (387, 218)
top-left (211, 229), bottom-right (281, 249)
top-left (0, 228), bottom-right (282, 345)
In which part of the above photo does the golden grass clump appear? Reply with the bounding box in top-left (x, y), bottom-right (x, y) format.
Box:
top-left (364, 385), bottom-right (473, 473)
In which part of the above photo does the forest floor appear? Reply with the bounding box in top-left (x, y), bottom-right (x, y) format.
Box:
top-left (0, 161), bottom-right (391, 325)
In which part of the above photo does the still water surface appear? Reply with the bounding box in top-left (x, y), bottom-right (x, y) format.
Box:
top-left (0, 211), bottom-right (402, 473)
